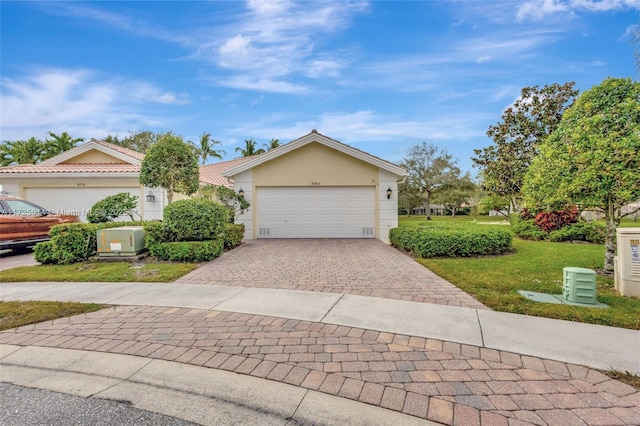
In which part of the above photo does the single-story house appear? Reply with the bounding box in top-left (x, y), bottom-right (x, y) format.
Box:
top-left (0, 139), bottom-right (166, 221)
top-left (0, 130), bottom-right (407, 243)
top-left (219, 130), bottom-right (407, 243)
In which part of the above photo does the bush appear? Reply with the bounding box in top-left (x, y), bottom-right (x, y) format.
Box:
top-left (390, 223), bottom-right (512, 258)
top-left (223, 223), bottom-right (245, 249)
top-left (149, 239), bottom-right (224, 262)
top-left (86, 192), bottom-right (139, 223)
top-left (534, 207), bottom-right (579, 232)
top-left (548, 221), bottom-right (605, 244)
top-left (34, 221), bottom-right (143, 265)
top-left (163, 199), bottom-right (229, 242)
top-left (512, 219), bottom-right (547, 241)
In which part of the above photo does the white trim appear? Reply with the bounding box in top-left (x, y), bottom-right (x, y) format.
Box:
top-left (39, 140), bottom-right (141, 166)
top-left (223, 131), bottom-right (407, 178)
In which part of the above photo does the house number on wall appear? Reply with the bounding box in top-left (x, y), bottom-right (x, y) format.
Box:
top-left (311, 182), bottom-right (321, 186)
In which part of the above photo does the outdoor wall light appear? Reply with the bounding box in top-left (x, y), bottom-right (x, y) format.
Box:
top-left (238, 188), bottom-right (244, 196)
top-left (387, 187), bottom-right (392, 199)
top-left (146, 191), bottom-right (155, 202)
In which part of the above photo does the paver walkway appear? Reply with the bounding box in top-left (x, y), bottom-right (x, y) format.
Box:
top-left (3, 306), bottom-right (638, 426)
top-left (176, 239), bottom-right (487, 310)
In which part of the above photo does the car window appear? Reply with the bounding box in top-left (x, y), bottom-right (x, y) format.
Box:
top-left (4, 199), bottom-right (46, 216)
top-left (0, 202), bottom-right (8, 214)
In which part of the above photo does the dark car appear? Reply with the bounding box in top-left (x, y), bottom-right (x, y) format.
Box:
top-left (0, 193), bottom-right (79, 251)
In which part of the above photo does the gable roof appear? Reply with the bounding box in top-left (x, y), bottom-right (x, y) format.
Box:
top-left (199, 156), bottom-right (256, 187)
top-left (39, 139), bottom-right (144, 166)
top-left (222, 130), bottom-right (407, 178)
top-left (0, 139), bottom-right (144, 178)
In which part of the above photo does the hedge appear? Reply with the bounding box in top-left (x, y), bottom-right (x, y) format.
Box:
top-left (149, 239), bottom-right (224, 262)
top-left (163, 198), bottom-right (228, 242)
top-left (223, 223), bottom-right (245, 250)
top-left (34, 221), bottom-right (143, 265)
top-left (390, 223), bottom-right (512, 258)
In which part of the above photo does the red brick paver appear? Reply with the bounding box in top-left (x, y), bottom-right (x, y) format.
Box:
top-left (175, 239), bottom-right (487, 309)
top-left (2, 306), bottom-right (638, 426)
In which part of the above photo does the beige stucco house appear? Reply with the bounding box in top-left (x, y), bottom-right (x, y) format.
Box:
top-left (0, 140), bottom-right (165, 221)
top-left (0, 130), bottom-right (407, 243)
top-left (221, 130), bottom-right (407, 243)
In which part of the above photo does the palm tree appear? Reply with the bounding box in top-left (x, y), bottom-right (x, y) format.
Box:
top-left (43, 131), bottom-right (83, 159)
top-left (235, 138), bottom-right (265, 157)
top-left (195, 132), bottom-right (226, 165)
top-left (1, 138), bottom-right (45, 165)
top-left (264, 138), bottom-right (280, 151)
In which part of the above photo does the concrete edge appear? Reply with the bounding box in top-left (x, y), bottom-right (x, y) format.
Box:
top-left (0, 345), bottom-right (440, 426)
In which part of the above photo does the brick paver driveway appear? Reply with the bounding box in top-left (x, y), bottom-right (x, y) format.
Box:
top-left (176, 239), bottom-right (487, 310)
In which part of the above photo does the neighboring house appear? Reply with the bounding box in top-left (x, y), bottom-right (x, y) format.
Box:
top-left (220, 130), bottom-right (407, 243)
top-left (0, 140), bottom-right (164, 221)
top-left (0, 131), bottom-right (408, 243)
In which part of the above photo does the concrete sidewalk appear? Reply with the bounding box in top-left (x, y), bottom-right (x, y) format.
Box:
top-left (1, 281), bottom-right (638, 374)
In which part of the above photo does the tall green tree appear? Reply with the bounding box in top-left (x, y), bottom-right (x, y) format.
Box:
top-left (235, 139), bottom-right (265, 157)
top-left (193, 132), bottom-right (226, 165)
top-left (523, 77), bottom-right (640, 272)
top-left (139, 133), bottom-right (200, 203)
top-left (43, 131), bottom-right (83, 159)
top-left (0, 138), bottom-right (45, 165)
top-left (103, 131), bottom-right (157, 153)
top-left (472, 82), bottom-right (579, 212)
top-left (432, 171), bottom-right (476, 217)
top-left (264, 138), bottom-right (280, 151)
top-left (400, 142), bottom-right (458, 220)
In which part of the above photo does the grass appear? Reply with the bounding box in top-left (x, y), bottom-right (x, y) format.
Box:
top-left (399, 216), bottom-right (640, 330)
top-left (0, 261), bottom-right (199, 283)
top-left (0, 301), bottom-right (105, 331)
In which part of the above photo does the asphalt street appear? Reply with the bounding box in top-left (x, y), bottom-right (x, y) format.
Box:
top-left (0, 382), bottom-right (198, 426)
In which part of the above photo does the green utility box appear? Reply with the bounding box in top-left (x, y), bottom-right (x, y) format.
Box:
top-left (562, 267), bottom-right (597, 304)
top-left (97, 226), bottom-right (146, 256)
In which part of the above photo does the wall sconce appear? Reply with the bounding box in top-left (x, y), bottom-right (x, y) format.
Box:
top-left (238, 188), bottom-right (244, 197)
top-left (386, 187), bottom-right (392, 199)
top-left (146, 190), bottom-right (155, 202)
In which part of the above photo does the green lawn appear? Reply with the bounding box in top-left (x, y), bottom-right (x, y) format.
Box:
top-left (0, 301), bottom-right (105, 331)
top-left (0, 261), bottom-right (199, 283)
top-left (399, 216), bottom-right (640, 330)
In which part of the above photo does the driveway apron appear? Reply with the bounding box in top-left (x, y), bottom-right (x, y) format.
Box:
top-left (176, 239), bottom-right (487, 310)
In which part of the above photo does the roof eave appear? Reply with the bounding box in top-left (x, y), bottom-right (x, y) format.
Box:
top-left (222, 132), bottom-right (407, 178)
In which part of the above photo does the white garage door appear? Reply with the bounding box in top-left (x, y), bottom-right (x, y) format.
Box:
top-left (256, 186), bottom-right (375, 238)
top-left (25, 187), bottom-right (141, 222)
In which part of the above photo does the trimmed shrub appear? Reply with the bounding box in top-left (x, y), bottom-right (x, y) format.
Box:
top-left (512, 219), bottom-right (547, 241)
top-left (163, 199), bottom-right (229, 242)
top-left (534, 207), bottom-right (579, 233)
top-left (143, 221), bottom-right (169, 249)
top-left (223, 223), bottom-right (245, 249)
top-left (86, 192), bottom-right (139, 223)
top-left (34, 221), bottom-right (143, 265)
top-left (548, 221), bottom-right (605, 244)
top-left (149, 239), bottom-right (224, 262)
top-left (390, 223), bottom-right (512, 258)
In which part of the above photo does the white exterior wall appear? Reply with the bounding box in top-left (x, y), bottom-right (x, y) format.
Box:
top-left (378, 169), bottom-right (399, 244)
top-left (233, 170), bottom-right (253, 240)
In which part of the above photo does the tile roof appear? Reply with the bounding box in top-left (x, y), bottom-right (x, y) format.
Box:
top-left (199, 156), bottom-right (256, 187)
top-left (0, 163), bottom-right (140, 174)
top-left (91, 139), bottom-right (146, 161)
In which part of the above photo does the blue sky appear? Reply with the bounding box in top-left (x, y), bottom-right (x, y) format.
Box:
top-left (1, 1), bottom-right (638, 172)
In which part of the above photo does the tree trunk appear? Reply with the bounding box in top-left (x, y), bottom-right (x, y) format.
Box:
top-left (425, 192), bottom-right (431, 220)
top-left (603, 200), bottom-right (619, 272)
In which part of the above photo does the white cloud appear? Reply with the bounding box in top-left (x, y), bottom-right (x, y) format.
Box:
top-left (0, 68), bottom-right (187, 141)
top-left (214, 75), bottom-right (308, 94)
top-left (517, 0), bottom-right (640, 21)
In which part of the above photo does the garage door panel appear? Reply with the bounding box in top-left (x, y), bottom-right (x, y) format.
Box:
top-left (256, 187), bottom-right (375, 238)
top-left (25, 187), bottom-right (141, 222)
